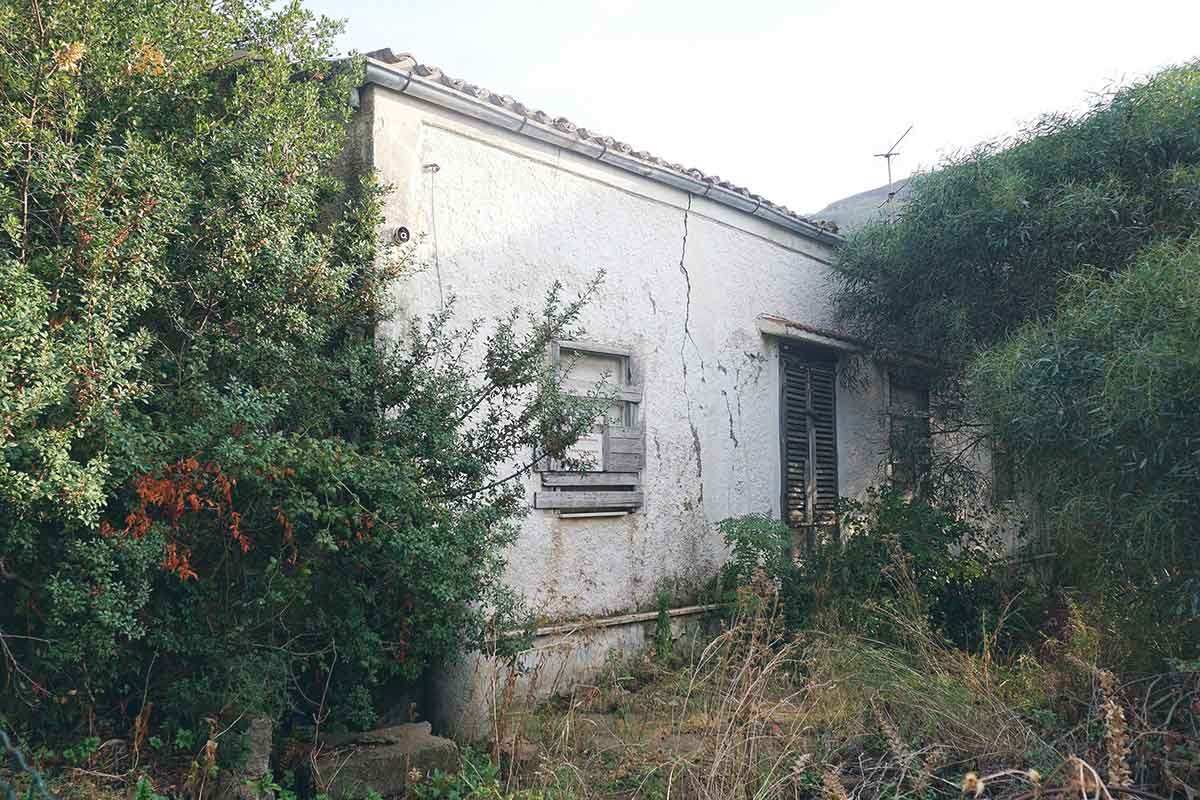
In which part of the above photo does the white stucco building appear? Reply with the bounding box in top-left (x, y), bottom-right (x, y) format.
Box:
top-left (348, 50), bottom-right (907, 733)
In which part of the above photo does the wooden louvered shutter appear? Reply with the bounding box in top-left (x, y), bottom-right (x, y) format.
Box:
top-left (781, 344), bottom-right (839, 542)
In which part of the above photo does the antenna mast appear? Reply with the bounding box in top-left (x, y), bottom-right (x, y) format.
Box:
top-left (874, 124), bottom-right (913, 221)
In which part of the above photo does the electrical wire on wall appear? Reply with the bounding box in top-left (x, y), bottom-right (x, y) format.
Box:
top-left (423, 162), bottom-right (444, 309)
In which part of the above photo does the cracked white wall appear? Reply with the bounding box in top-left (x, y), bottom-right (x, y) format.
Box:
top-left (362, 85), bottom-right (891, 624)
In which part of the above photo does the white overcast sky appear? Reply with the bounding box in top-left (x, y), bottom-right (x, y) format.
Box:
top-left (304, 0), bottom-right (1200, 213)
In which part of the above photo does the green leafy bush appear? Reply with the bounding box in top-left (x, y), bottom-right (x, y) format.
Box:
top-left (408, 746), bottom-right (549, 800)
top-left (0, 0), bottom-right (601, 745)
top-left (793, 489), bottom-right (1004, 648)
top-left (832, 59), bottom-right (1200, 670)
top-left (133, 776), bottom-right (170, 800)
top-left (652, 582), bottom-right (673, 665)
top-left (833, 61), bottom-right (1200, 372)
top-left (971, 238), bottom-right (1200, 666)
top-left (718, 489), bottom-right (1007, 649)
top-left (716, 513), bottom-right (792, 588)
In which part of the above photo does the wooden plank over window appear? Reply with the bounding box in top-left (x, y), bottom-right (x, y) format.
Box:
top-left (534, 491), bottom-right (644, 510)
top-left (536, 342), bottom-right (644, 513)
top-left (541, 472), bottom-right (640, 488)
top-left (780, 343), bottom-right (839, 539)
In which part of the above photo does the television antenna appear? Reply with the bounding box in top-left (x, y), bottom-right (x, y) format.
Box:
top-left (874, 125), bottom-right (913, 220)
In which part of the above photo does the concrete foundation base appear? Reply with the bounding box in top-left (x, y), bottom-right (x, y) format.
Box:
top-left (431, 606), bottom-right (721, 740)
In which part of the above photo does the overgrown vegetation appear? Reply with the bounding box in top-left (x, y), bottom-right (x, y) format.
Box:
top-left (1, 0), bottom-right (601, 765)
top-left (470, 496), bottom-right (1196, 799)
top-left (429, 56), bottom-right (1200, 800)
top-left (4, 3), bottom-right (1199, 798)
top-left (834, 60), bottom-right (1200, 370)
top-left (833, 59), bottom-right (1200, 668)
top-left (972, 238), bottom-right (1200, 667)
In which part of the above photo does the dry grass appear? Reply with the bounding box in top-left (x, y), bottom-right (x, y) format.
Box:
top-left (484, 572), bottom-right (1195, 800)
top-left (483, 573), bottom-right (1039, 799)
top-left (502, 576), bottom-right (820, 799)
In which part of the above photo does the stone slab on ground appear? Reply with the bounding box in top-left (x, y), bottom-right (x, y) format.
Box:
top-left (314, 722), bottom-right (459, 799)
top-left (214, 717), bottom-right (274, 800)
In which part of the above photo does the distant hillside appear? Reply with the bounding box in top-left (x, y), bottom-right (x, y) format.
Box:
top-left (811, 179), bottom-right (911, 234)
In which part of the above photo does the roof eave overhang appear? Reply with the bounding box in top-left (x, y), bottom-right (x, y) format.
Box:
top-left (756, 314), bottom-right (937, 369)
top-left (362, 59), bottom-right (844, 248)
top-left (756, 314), bottom-right (863, 353)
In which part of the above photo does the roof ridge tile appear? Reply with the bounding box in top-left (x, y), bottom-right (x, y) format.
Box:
top-left (362, 49), bottom-right (840, 236)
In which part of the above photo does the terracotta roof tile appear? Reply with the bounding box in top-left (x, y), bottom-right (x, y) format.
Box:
top-left (364, 48), bottom-right (840, 237)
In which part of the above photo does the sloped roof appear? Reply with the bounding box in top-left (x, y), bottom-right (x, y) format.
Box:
top-left (362, 48), bottom-right (842, 245)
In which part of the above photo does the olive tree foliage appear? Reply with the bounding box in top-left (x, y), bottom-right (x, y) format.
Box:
top-left (0, 0), bottom-right (602, 737)
top-left (831, 62), bottom-right (1200, 665)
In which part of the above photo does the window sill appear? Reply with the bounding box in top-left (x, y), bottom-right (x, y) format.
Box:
top-left (558, 510), bottom-right (631, 519)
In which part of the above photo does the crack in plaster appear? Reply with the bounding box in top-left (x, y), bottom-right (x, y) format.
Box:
top-left (721, 389), bottom-right (740, 448)
top-left (677, 194), bottom-right (704, 488)
top-left (734, 368), bottom-right (745, 421)
top-left (736, 352), bottom-right (767, 423)
top-left (677, 195), bottom-right (705, 380)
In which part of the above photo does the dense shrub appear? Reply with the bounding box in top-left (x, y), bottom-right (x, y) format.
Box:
top-left (831, 60), bottom-right (1200, 669)
top-left (718, 488), bottom-right (1009, 650)
top-left (971, 238), bottom-right (1200, 667)
top-left (0, 0), bottom-right (601, 744)
top-left (716, 514), bottom-right (792, 589)
top-left (833, 60), bottom-right (1200, 373)
top-left (806, 489), bottom-right (1004, 649)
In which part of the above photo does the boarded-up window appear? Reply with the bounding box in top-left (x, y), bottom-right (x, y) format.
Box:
top-left (534, 341), bottom-right (644, 513)
top-left (780, 343), bottom-right (838, 538)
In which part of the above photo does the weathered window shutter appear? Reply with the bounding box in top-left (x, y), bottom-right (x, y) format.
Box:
top-left (781, 343), bottom-right (839, 537)
top-left (535, 342), bottom-right (644, 513)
